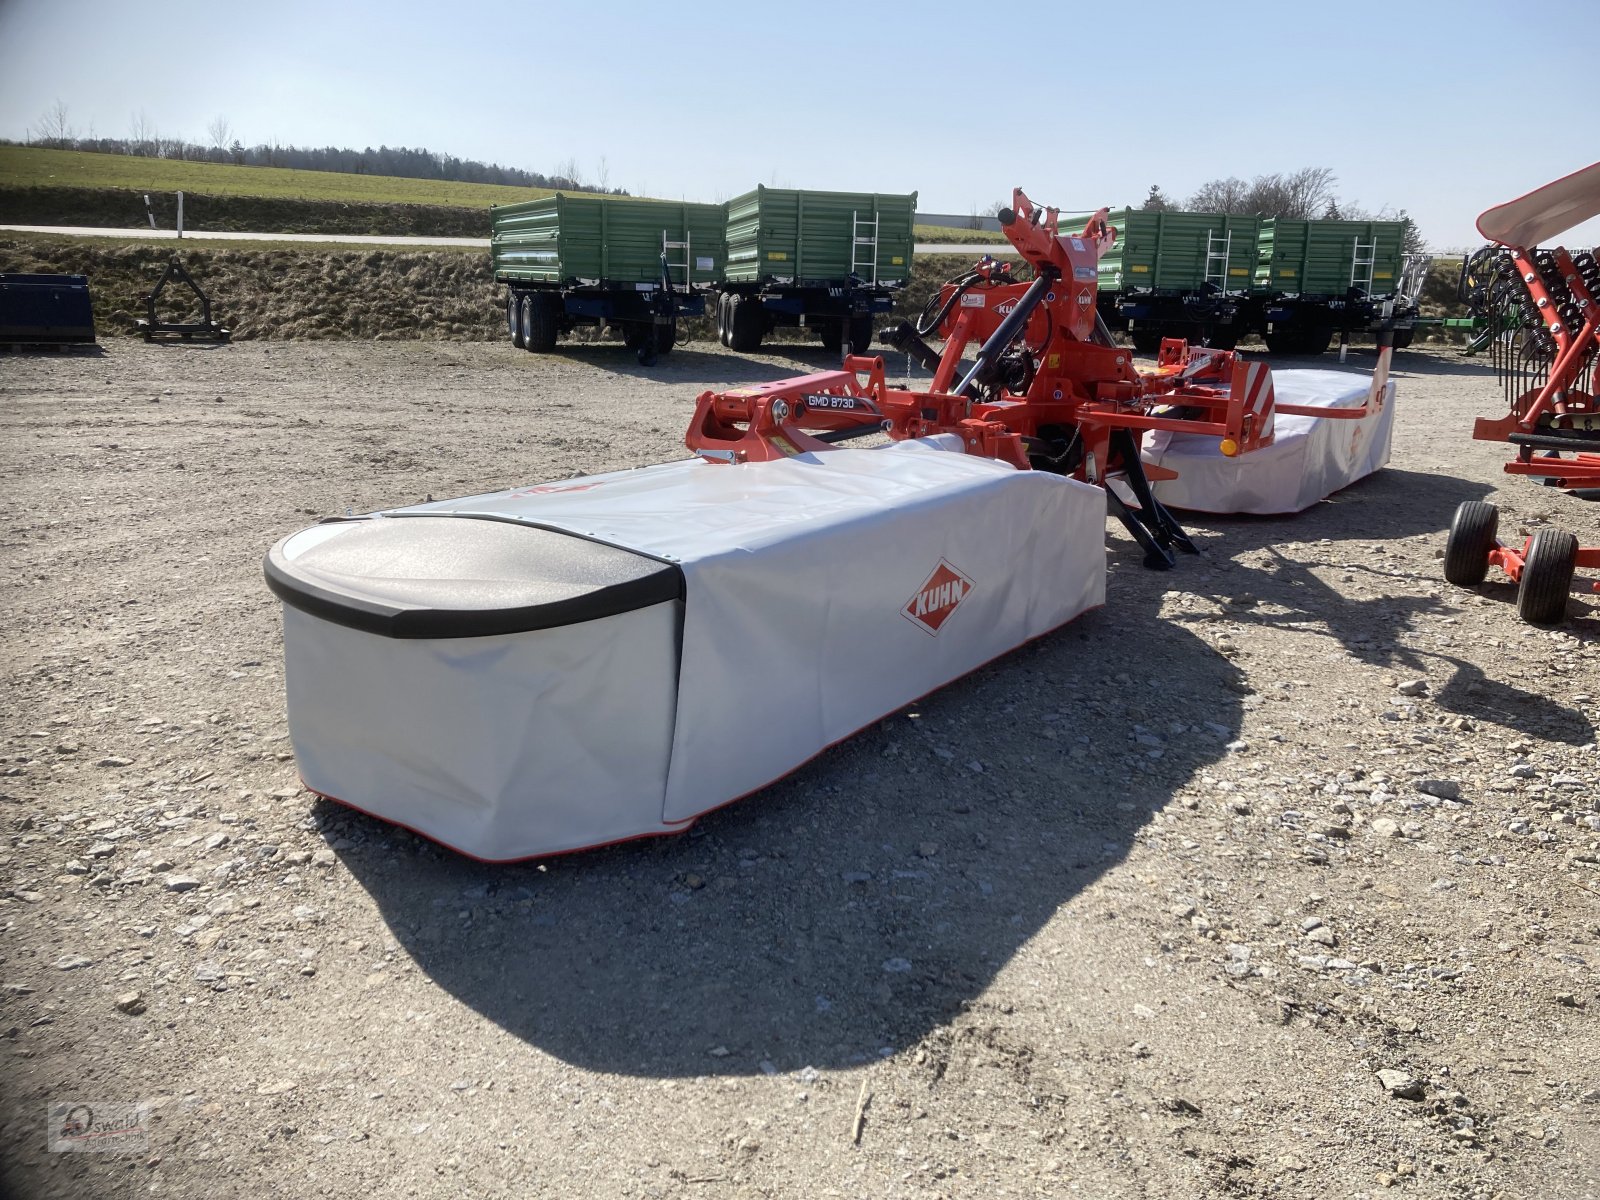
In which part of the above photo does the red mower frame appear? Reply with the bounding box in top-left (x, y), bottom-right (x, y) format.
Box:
top-left (686, 188), bottom-right (1390, 570)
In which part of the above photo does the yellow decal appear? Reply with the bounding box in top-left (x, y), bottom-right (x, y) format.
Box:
top-left (1130, 264), bottom-right (1149, 273)
top-left (1373, 271), bottom-right (1393, 280)
top-left (1229, 267), bottom-right (1249, 276)
top-left (767, 435), bottom-right (799, 457)
top-left (890, 256), bottom-right (904, 266)
top-left (1046, 354), bottom-right (1060, 369)
top-left (767, 251), bottom-right (788, 261)
top-left (1278, 268), bottom-right (1296, 277)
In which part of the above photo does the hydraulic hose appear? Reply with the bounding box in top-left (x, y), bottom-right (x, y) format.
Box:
top-left (916, 271), bottom-right (983, 336)
top-left (955, 266), bottom-right (1060, 398)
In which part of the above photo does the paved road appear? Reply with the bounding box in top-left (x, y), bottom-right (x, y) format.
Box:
top-left (0, 224), bottom-right (491, 248)
top-left (914, 242), bottom-right (1019, 256)
top-left (2, 224), bottom-right (1020, 256)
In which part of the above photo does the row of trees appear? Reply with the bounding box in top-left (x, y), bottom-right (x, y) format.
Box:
top-left (17, 101), bottom-right (624, 195)
top-left (1139, 167), bottom-right (1423, 253)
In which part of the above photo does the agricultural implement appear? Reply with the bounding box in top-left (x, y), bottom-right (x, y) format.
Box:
top-left (138, 256), bottom-right (230, 343)
top-left (0, 273), bottom-right (96, 347)
top-left (265, 188), bottom-right (1395, 861)
top-left (1443, 161), bottom-right (1600, 624)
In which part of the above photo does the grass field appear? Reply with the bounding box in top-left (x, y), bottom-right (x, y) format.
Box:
top-left (913, 224), bottom-right (1007, 244)
top-left (0, 145), bottom-right (563, 209)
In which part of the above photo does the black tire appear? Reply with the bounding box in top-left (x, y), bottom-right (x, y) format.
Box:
top-left (1392, 327), bottom-right (1415, 350)
top-left (1264, 329), bottom-right (1301, 355)
top-left (654, 318), bottom-right (677, 356)
top-left (847, 314), bottom-right (875, 355)
top-left (524, 292), bottom-right (558, 353)
top-left (818, 320), bottom-right (843, 353)
top-left (1443, 501), bottom-right (1499, 586)
top-left (1516, 527), bottom-right (1577, 625)
top-left (727, 295), bottom-right (764, 353)
top-left (1299, 326), bottom-right (1334, 355)
top-left (517, 294), bottom-right (534, 350)
top-left (1203, 324), bottom-right (1239, 350)
top-left (507, 291), bottom-right (525, 349)
top-left (716, 294), bottom-right (731, 347)
top-left (1130, 329), bottom-right (1163, 354)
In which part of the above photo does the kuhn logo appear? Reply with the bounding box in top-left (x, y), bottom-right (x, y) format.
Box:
top-left (903, 560), bottom-right (975, 635)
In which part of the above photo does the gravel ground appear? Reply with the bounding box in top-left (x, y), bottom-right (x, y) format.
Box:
top-left (1, 339), bottom-right (1596, 1200)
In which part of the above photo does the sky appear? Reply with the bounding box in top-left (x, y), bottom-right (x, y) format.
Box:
top-left (3, 0), bottom-right (1598, 251)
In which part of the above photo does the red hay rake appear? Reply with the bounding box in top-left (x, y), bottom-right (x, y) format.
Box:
top-left (1445, 161), bottom-right (1600, 623)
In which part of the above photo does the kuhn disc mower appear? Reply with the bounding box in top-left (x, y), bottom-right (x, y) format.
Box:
top-left (264, 188), bottom-right (1397, 861)
top-left (1444, 161), bottom-right (1600, 624)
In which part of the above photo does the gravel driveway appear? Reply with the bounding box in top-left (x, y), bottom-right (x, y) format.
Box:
top-left (1, 339), bottom-right (1595, 1199)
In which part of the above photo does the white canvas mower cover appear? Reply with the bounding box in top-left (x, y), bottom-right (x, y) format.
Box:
top-left (267, 437), bottom-right (1105, 860)
top-left (1142, 368), bottom-right (1396, 514)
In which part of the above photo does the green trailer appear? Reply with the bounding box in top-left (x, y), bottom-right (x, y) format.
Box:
top-left (1063, 208), bottom-right (1262, 351)
top-left (491, 194), bottom-right (727, 364)
top-left (1063, 205), bottom-right (1422, 356)
top-left (1252, 218), bottom-right (1415, 354)
top-left (1254, 218), bottom-right (1408, 297)
top-left (716, 185), bottom-right (917, 354)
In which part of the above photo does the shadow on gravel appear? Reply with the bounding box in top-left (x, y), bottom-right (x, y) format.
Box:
top-left (543, 342), bottom-right (889, 387)
top-left (1171, 467), bottom-right (1596, 745)
top-left (1249, 346), bottom-right (1500, 380)
top-left (0, 343), bottom-right (106, 358)
top-left (334, 541), bottom-right (1244, 1078)
top-left (1385, 349), bottom-right (1500, 380)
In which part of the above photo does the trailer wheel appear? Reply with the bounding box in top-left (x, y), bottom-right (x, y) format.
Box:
top-left (847, 314), bottom-right (875, 355)
top-left (517, 295), bottom-right (533, 350)
top-left (1392, 327), bottom-right (1415, 350)
top-left (1516, 527), bottom-right (1577, 625)
top-left (1443, 501), bottom-right (1499, 586)
top-left (507, 291), bottom-right (525, 349)
top-left (727, 295), bottom-right (764, 353)
top-left (1263, 330), bottom-right (1301, 355)
top-left (716, 294), bottom-right (731, 347)
top-left (1130, 329), bottom-right (1163, 354)
top-left (1300, 326), bottom-right (1334, 355)
top-left (1202, 324), bottom-right (1239, 350)
top-left (818, 320), bottom-right (843, 353)
top-left (524, 293), bottom-right (558, 353)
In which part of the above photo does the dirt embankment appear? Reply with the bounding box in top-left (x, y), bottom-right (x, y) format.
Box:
top-left (0, 238), bottom-right (978, 344)
top-left (0, 185), bottom-right (491, 238)
top-left (0, 238), bottom-right (502, 341)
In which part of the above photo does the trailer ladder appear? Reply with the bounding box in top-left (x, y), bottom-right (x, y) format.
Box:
top-left (852, 209), bottom-right (880, 285)
top-left (661, 230), bottom-right (693, 291)
top-left (1350, 236), bottom-right (1377, 294)
top-left (1204, 229), bottom-right (1233, 292)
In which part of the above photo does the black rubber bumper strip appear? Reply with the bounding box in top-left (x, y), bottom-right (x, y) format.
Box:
top-left (264, 514), bottom-right (685, 640)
